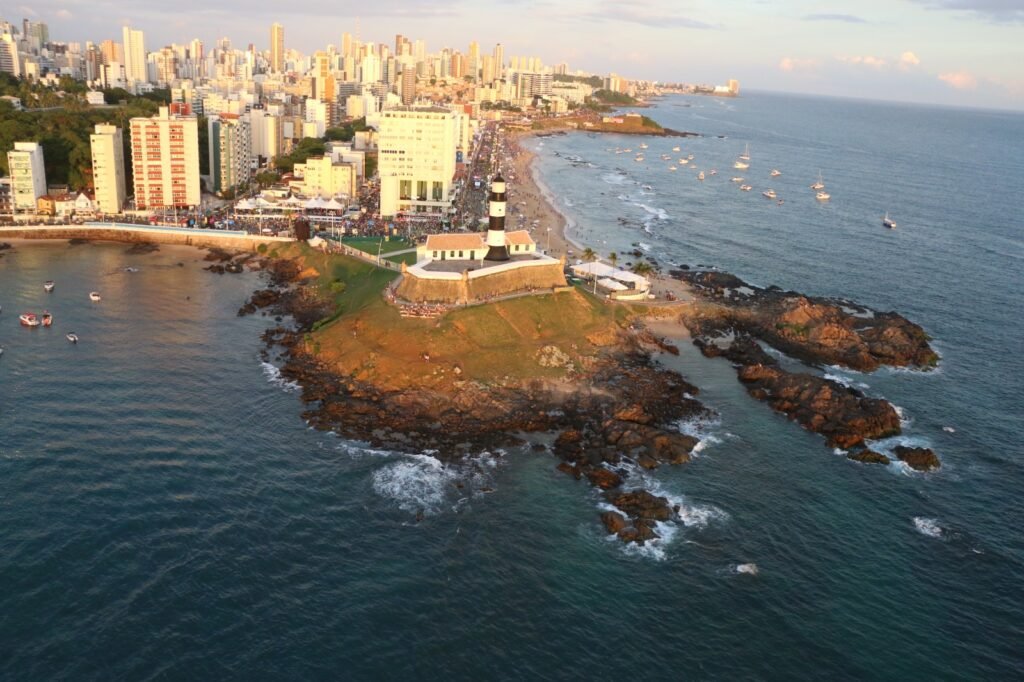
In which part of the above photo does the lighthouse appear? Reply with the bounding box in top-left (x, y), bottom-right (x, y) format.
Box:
top-left (484, 175), bottom-right (510, 261)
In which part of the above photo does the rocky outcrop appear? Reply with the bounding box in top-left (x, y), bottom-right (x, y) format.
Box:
top-left (895, 446), bottom-right (941, 472)
top-left (737, 363), bottom-right (901, 449)
top-left (679, 270), bottom-right (939, 371)
top-left (847, 449), bottom-right (891, 465)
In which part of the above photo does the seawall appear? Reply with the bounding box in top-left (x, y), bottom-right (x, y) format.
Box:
top-left (0, 223), bottom-right (294, 252)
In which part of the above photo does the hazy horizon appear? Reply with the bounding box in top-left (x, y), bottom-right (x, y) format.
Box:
top-left (12, 0), bottom-right (1024, 111)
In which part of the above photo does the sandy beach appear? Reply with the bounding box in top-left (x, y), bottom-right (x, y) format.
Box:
top-left (503, 130), bottom-right (694, 303)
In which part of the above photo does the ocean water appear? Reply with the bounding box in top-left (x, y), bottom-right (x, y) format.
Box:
top-left (2, 93), bottom-right (1023, 679)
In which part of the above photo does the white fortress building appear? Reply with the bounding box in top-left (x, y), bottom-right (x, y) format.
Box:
top-left (396, 176), bottom-right (567, 305)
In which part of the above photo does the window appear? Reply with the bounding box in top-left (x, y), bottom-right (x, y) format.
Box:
top-left (450, 251), bottom-right (455, 257)
top-left (399, 180), bottom-right (411, 200)
top-left (432, 250), bottom-right (437, 258)
top-left (458, 250), bottom-right (463, 258)
top-left (432, 181), bottom-right (443, 201)
top-left (417, 181), bottom-right (428, 201)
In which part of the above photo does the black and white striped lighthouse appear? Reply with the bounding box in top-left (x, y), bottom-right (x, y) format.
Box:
top-left (484, 175), bottom-right (510, 261)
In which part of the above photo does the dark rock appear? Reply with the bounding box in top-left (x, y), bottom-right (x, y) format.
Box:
top-left (607, 489), bottom-right (673, 521)
top-left (895, 446), bottom-right (941, 472)
top-left (601, 511), bottom-right (628, 535)
top-left (847, 449), bottom-right (891, 465)
top-left (587, 468), bottom-right (623, 490)
top-left (556, 462), bottom-right (581, 479)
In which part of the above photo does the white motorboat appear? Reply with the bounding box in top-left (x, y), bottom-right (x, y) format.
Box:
top-left (763, 189), bottom-right (777, 199)
top-left (732, 177), bottom-right (744, 183)
top-left (679, 158), bottom-right (689, 165)
top-left (734, 160), bottom-right (750, 170)
top-left (66, 332), bottom-right (79, 344)
top-left (816, 191), bottom-right (831, 201)
top-left (89, 292), bottom-right (102, 302)
top-left (20, 312), bottom-right (40, 327)
top-left (810, 171), bottom-right (825, 190)
top-left (883, 212), bottom-right (897, 229)
top-left (709, 169), bottom-right (717, 176)
top-left (669, 166), bottom-right (678, 171)
top-left (740, 184), bottom-right (753, 191)
top-left (44, 280), bottom-right (55, 292)
top-left (697, 171), bottom-right (705, 181)
top-left (770, 169), bottom-right (782, 177)
top-left (672, 146), bottom-right (681, 152)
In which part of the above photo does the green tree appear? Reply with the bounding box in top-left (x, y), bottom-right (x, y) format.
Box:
top-left (582, 247), bottom-right (597, 262)
top-left (631, 261), bottom-right (654, 276)
top-left (608, 251), bottom-right (618, 268)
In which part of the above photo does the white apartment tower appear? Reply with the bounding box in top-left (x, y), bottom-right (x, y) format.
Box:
top-left (6, 142), bottom-right (47, 212)
top-left (122, 26), bottom-right (147, 85)
top-left (90, 124), bottom-right (126, 214)
top-left (129, 106), bottom-right (200, 209)
top-left (378, 105), bottom-right (459, 218)
top-left (208, 113), bottom-right (252, 195)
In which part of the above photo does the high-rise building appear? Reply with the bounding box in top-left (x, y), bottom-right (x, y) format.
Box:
top-left (90, 124), bottom-right (126, 214)
top-left (468, 41), bottom-right (480, 81)
top-left (129, 106), bottom-right (200, 209)
top-left (378, 105), bottom-right (459, 218)
top-left (6, 142), bottom-right (47, 212)
top-left (312, 51), bottom-right (335, 102)
top-left (360, 52), bottom-right (381, 84)
top-left (400, 67), bottom-right (416, 105)
top-left (492, 43), bottom-right (504, 79)
top-left (270, 23), bottom-right (284, 73)
top-left (99, 39), bottom-right (121, 65)
top-left (728, 79), bottom-right (740, 95)
top-left (154, 46), bottom-right (177, 85)
top-left (208, 113), bottom-right (252, 195)
top-left (341, 32), bottom-right (353, 59)
top-left (122, 26), bottom-right (147, 84)
top-left (249, 109), bottom-right (282, 163)
top-left (0, 32), bottom-right (19, 77)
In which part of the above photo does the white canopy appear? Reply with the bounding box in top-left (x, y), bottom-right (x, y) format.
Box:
top-left (304, 197), bottom-right (326, 209)
top-left (255, 197), bottom-right (277, 209)
top-left (282, 196), bottom-right (304, 207)
top-left (235, 198), bottom-right (256, 210)
top-left (324, 198), bottom-right (346, 211)
top-left (598, 278), bottom-right (629, 291)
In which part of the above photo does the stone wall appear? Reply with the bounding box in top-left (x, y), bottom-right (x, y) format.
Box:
top-left (395, 259), bottom-right (568, 304)
top-left (0, 225), bottom-right (292, 252)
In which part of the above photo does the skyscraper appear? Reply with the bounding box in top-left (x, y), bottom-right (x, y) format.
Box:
top-left (122, 26), bottom-right (147, 84)
top-left (270, 23), bottom-right (284, 73)
top-left (90, 124), bottom-right (126, 215)
top-left (378, 105), bottom-right (459, 218)
top-left (312, 51), bottom-right (335, 103)
top-left (400, 67), bottom-right (416, 105)
top-left (6, 142), bottom-right (47, 212)
top-left (492, 43), bottom-right (504, 79)
top-left (208, 114), bottom-right (252, 195)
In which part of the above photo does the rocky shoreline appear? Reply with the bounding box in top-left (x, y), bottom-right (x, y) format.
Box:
top-left (225, 248), bottom-right (943, 547)
top-left (674, 269), bottom-right (942, 469)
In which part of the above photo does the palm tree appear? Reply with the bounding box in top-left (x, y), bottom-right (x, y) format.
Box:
top-left (608, 251), bottom-right (618, 269)
top-left (582, 247), bottom-right (597, 262)
top-left (631, 261), bottom-right (654, 276)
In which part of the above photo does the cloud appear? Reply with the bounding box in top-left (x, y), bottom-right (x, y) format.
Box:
top-left (778, 57), bottom-right (820, 72)
top-left (55, 9), bottom-right (73, 19)
top-left (939, 69), bottom-right (978, 89)
top-left (908, 0), bottom-right (1024, 23)
top-left (836, 55), bottom-right (887, 68)
top-left (559, 0), bottom-right (719, 29)
top-left (899, 51), bottom-right (921, 67)
top-left (802, 13), bottom-right (868, 23)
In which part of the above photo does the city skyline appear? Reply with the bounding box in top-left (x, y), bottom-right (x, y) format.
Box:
top-left (11, 0), bottom-right (1024, 111)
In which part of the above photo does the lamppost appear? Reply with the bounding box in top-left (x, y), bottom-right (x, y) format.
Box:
top-left (546, 226), bottom-right (551, 254)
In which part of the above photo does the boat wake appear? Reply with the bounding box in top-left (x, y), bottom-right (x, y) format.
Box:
top-left (913, 517), bottom-right (942, 539)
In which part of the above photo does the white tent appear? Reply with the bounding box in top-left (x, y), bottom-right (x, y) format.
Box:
top-left (323, 198), bottom-right (346, 211)
top-left (283, 196), bottom-right (304, 207)
top-left (598, 278), bottom-right (629, 291)
top-left (235, 198), bottom-right (256, 210)
top-left (304, 197), bottom-right (325, 210)
top-left (255, 197), bottom-right (278, 209)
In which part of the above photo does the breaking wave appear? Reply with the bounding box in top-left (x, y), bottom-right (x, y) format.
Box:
top-left (913, 517), bottom-right (942, 538)
top-left (261, 361), bottom-right (301, 393)
top-left (371, 452), bottom-right (502, 516)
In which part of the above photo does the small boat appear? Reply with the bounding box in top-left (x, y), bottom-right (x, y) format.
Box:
top-left (680, 159), bottom-right (689, 165)
top-left (763, 189), bottom-right (777, 199)
top-left (697, 171), bottom-right (705, 181)
top-left (688, 154), bottom-right (694, 160)
top-left (672, 146), bottom-right (681, 152)
top-left (770, 169), bottom-right (782, 177)
top-left (734, 160), bottom-right (750, 170)
top-left (739, 143), bottom-right (750, 161)
top-left (20, 313), bottom-right (40, 327)
top-left (669, 166), bottom-right (677, 171)
top-left (810, 171), bottom-right (825, 190)
top-left (709, 169), bottom-right (717, 176)
top-left (639, 143), bottom-right (648, 149)
top-left (89, 292), bottom-right (102, 302)
top-left (883, 212), bottom-right (897, 229)
top-left (44, 280), bottom-right (55, 292)
top-left (41, 311), bottom-right (53, 327)
top-left (816, 191), bottom-right (831, 201)
top-left (66, 332), bottom-right (79, 343)
top-left (777, 200), bottom-right (785, 206)
top-left (732, 177), bottom-right (744, 183)
top-left (740, 184), bottom-right (753, 191)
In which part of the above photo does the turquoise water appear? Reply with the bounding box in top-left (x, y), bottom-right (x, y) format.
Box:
top-left (2, 93), bottom-right (1023, 679)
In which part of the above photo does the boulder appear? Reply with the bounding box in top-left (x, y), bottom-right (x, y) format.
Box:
top-left (587, 468), bottom-right (623, 490)
top-left (847, 449), bottom-right (891, 465)
top-left (601, 511), bottom-right (628, 535)
top-left (895, 446), bottom-right (941, 472)
top-left (607, 489), bottom-right (673, 521)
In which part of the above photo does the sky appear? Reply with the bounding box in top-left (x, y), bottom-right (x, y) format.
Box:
top-left (11, 0), bottom-right (1024, 110)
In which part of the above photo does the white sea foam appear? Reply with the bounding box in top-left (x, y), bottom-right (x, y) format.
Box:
top-left (260, 361), bottom-right (301, 393)
top-left (637, 203), bottom-right (670, 221)
top-left (676, 414), bottom-right (728, 456)
top-left (602, 172), bottom-right (629, 185)
top-left (892, 403), bottom-right (913, 427)
top-left (913, 517), bottom-right (942, 538)
top-left (734, 563), bottom-right (759, 576)
top-left (637, 242), bottom-right (652, 252)
top-left (371, 452), bottom-right (503, 516)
